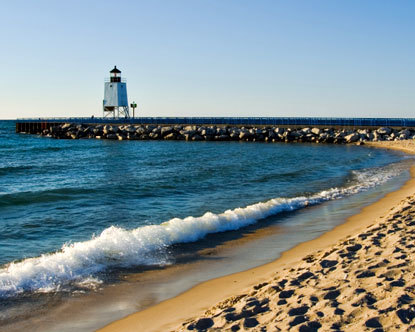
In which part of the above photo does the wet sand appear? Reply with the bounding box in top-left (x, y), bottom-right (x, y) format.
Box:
top-left (99, 140), bottom-right (415, 332)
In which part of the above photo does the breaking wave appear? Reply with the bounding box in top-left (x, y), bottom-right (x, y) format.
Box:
top-left (0, 164), bottom-right (405, 297)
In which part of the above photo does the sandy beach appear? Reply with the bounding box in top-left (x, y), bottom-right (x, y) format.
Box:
top-left (99, 140), bottom-right (415, 332)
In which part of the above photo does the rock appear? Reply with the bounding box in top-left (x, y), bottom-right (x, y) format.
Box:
top-left (164, 133), bottom-right (176, 140)
top-left (311, 128), bottom-right (321, 135)
top-left (151, 126), bottom-right (161, 134)
top-left (61, 123), bottom-right (72, 129)
top-left (192, 135), bottom-right (203, 141)
top-left (229, 132), bottom-right (239, 139)
top-left (200, 127), bottom-right (215, 136)
top-left (216, 135), bottom-right (229, 141)
top-left (38, 122), bottom-right (397, 145)
top-left (181, 129), bottom-right (196, 136)
top-left (239, 131), bottom-right (251, 140)
top-left (344, 132), bottom-right (359, 143)
top-left (289, 131), bottom-right (302, 139)
top-left (377, 127), bottom-right (392, 135)
top-left (273, 127), bottom-right (284, 135)
top-left (124, 125), bottom-right (135, 133)
top-left (106, 134), bottom-right (117, 140)
top-left (161, 126), bottom-right (174, 137)
top-left (103, 125), bottom-right (111, 134)
top-left (216, 127), bottom-right (228, 136)
top-left (399, 129), bottom-right (411, 139)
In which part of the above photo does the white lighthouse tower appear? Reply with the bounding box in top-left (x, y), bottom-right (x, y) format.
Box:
top-left (103, 66), bottom-right (130, 118)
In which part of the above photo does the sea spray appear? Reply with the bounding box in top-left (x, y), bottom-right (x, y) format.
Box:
top-left (0, 163), bottom-right (404, 298)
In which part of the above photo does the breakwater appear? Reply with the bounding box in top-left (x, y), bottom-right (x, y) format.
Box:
top-left (17, 122), bottom-right (415, 144)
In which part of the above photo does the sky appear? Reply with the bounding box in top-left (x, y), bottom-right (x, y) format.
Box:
top-left (1, 0), bottom-right (414, 119)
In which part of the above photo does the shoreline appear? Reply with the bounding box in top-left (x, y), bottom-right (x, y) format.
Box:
top-left (99, 141), bottom-right (415, 332)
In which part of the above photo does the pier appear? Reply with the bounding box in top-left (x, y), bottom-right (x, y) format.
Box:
top-left (15, 117), bottom-right (415, 134)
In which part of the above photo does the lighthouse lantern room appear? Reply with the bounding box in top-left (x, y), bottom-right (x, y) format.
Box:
top-left (103, 66), bottom-right (130, 118)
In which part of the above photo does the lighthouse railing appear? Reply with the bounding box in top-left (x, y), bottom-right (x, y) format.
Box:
top-left (104, 78), bottom-right (127, 83)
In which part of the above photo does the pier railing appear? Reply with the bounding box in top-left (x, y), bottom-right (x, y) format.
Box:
top-left (15, 117), bottom-right (415, 127)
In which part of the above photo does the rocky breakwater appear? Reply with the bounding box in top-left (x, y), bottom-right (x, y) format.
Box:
top-left (40, 123), bottom-right (415, 144)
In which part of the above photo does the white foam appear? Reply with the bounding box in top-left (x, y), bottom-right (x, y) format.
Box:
top-left (0, 164), bottom-right (405, 297)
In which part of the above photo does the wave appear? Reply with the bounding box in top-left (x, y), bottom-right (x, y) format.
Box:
top-left (0, 164), bottom-right (405, 297)
top-left (0, 187), bottom-right (102, 207)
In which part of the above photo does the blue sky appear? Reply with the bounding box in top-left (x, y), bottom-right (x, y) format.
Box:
top-left (1, 0), bottom-right (414, 119)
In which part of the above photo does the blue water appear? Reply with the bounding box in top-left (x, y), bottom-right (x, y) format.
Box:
top-left (0, 120), bottom-right (409, 297)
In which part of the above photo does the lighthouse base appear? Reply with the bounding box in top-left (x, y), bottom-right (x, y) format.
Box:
top-left (103, 106), bottom-right (130, 119)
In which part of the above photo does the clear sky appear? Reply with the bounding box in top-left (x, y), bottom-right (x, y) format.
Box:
top-left (1, 0), bottom-right (414, 119)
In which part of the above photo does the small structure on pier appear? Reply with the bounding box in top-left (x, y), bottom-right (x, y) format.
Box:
top-left (103, 66), bottom-right (130, 118)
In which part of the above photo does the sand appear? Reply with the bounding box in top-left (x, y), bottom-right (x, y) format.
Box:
top-left (366, 140), bottom-right (415, 155)
top-left (99, 140), bottom-right (415, 332)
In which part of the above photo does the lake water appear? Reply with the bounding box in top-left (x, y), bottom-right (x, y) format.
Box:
top-left (0, 120), bottom-right (412, 330)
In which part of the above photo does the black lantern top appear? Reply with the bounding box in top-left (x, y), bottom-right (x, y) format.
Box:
top-left (110, 66), bottom-right (121, 82)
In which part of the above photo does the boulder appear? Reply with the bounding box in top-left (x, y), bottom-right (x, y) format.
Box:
top-left (61, 123), bottom-right (72, 129)
top-left (311, 128), bottom-right (321, 135)
top-left (229, 131), bottom-right (240, 139)
top-left (344, 133), bottom-right (359, 143)
top-left (164, 133), bottom-right (176, 140)
top-left (124, 126), bottom-right (135, 133)
top-left (136, 127), bottom-right (146, 135)
top-left (239, 131), bottom-right (250, 140)
top-left (103, 125), bottom-right (111, 134)
top-left (192, 134), bottom-right (203, 141)
top-left (377, 127), bottom-right (392, 135)
top-left (200, 127), bottom-right (215, 136)
top-left (216, 135), bottom-right (229, 141)
top-left (160, 126), bottom-right (174, 137)
top-left (274, 127), bottom-right (285, 135)
top-left (110, 126), bottom-right (119, 133)
top-left (399, 129), bottom-right (411, 139)
top-left (181, 130), bottom-right (196, 138)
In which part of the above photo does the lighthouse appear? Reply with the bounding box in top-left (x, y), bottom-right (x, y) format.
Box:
top-left (103, 66), bottom-right (130, 118)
